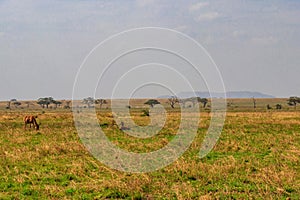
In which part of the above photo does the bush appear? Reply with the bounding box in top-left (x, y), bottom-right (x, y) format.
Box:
top-left (276, 104), bottom-right (282, 110)
top-left (141, 109), bottom-right (150, 116)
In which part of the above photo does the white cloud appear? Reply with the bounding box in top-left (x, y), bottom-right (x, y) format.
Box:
top-left (0, 32), bottom-right (5, 37)
top-left (196, 12), bottom-right (220, 22)
top-left (189, 2), bottom-right (209, 12)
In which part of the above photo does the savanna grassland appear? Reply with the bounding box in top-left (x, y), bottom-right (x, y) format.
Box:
top-left (0, 99), bottom-right (299, 199)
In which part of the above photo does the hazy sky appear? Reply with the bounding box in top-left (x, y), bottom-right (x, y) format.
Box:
top-left (0, 0), bottom-right (299, 100)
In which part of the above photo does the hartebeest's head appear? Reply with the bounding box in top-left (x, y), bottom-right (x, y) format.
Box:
top-left (36, 123), bottom-right (40, 130)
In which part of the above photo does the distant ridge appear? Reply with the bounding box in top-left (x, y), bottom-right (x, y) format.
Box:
top-left (225, 91), bottom-right (275, 98)
top-left (158, 91), bottom-right (275, 99)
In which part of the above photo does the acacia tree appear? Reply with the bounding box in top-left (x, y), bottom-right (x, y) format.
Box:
top-left (198, 97), bottom-right (208, 108)
top-left (168, 96), bottom-right (179, 108)
top-left (144, 99), bottom-right (160, 108)
top-left (7, 99), bottom-right (21, 109)
top-left (52, 100), bottom-right (62, 108)
top-left (95, 99), bottom-right (107, 109)
top-left (83, 97), bottom-right (95, 108)
top-left (37, 98), bottom-right (46, 108)
top-left (287, 96), bottom-right (300, 109)
top-left (12, 101), bottom-right (21, 108)
top-left (37, 97), bottom-right (55, 108)
top-left (6, 99), bottom-right (16, 109)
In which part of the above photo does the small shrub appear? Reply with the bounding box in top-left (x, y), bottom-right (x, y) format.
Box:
top-left (276, 104), bottom-right (282, 110)
top-left (141, 109), bottom-right (150, 116)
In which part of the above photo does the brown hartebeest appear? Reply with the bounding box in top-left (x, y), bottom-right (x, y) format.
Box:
top-left (24, 116), bottom-right (39, 130)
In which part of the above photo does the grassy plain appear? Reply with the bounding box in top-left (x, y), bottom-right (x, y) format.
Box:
top-left (0, 98), bottom-right (299, 199)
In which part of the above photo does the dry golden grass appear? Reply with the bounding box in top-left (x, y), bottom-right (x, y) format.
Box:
top-left (0, 99), bottom-right (299, 199)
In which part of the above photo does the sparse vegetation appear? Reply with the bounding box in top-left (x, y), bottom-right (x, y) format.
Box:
top-left (0, 98), bottom-right (299, 199)
top-left (287, 96), bottom-right (300, 109)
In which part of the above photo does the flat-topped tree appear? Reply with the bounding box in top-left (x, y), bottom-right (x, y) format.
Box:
top-left (52, 100), bottom-right (62, 108)
top-left (12, 101), bottom-right (21, 108)
top-left (144, 99), bottom-right (160, 108)
top-left (287, 96), bottom-right (300, 109)
top-left (37, 97), bottom-right (55, 108)
top-left (95, 99), bottom-right (107, 109)
top-left (83, 97), bottom-right (95, 108)
top-left (6, 99), bottom-right (17, 109)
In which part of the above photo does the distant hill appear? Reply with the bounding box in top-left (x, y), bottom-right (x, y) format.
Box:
top-left (159, 91), bottom-right (275, 99)
top-left (225, 91), bottom-right (275, 98)
top-left (157, 95), bottom-right (174, 99)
